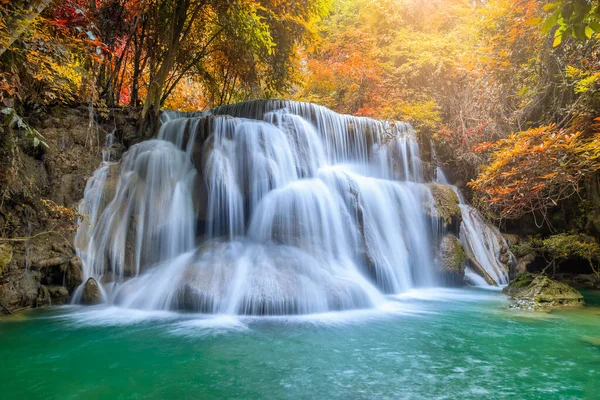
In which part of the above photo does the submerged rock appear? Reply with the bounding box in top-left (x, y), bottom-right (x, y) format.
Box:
top-left (438, 234), bottom-right (466, 285)
top-left (82, 278), bottom-right (102, 305)
top-left (503, 273), bottom-right (584, 310)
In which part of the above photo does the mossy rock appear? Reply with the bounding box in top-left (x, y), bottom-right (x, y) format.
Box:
top-left (503, 272), bottom-right (536, 293)
top-left (439, 234), bottom-right (466, 285)
top-left (503, 272), bottom-right (584, 310)
top-left (424, 184), bottom-right (462, 229)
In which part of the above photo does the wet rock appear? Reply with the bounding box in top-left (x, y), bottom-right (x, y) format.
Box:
top-left (82, 278), bottom-right (102, 305)
top-left (571, 273), bottom-right (600, 289)
top-left (438, 234), bottom-right (466, 285)
top-left (123, 213), bottom-right (138, 276)
top-left (0, 107), bottom-right (140, 314)
top-left (35, 285), bottom-right (69, 307)
top-left (48, 286), bottom-right (69, 305)
top-left (66, 256), bottom-right (84, 291)
top-left (100, 272), bottom-right (116, 284)
top-left (503, 273), bottom-right (584, 310)
top-left (488, 229), bottom-right (516, 274)
top-left (90, 162), bottom-right (121, 218)
top-left (35, 285), bottom-right (50, 307)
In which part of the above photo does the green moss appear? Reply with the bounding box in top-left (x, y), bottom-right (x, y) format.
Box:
top-left (440, 234), bottom-right (466, 278)
top-left (425, 184), bottom-right (461, 225)
top-left (509, 272), bottom-right (536, 288)
top-left (503, 272), bottom-right (584, 309)
top-left (449, 237), bottom-right (466, 271)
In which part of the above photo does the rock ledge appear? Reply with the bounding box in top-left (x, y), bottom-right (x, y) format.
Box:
top-left (502, 273), bottom-right (584, 310)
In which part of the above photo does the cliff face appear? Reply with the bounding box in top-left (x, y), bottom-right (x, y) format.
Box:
top-left (0, 106), bottom-right (138, 314)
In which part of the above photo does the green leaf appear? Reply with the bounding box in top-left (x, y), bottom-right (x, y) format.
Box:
top-left (562, 3), bottom-right (574, 21)
top-left (542, 10), bottom-right (560, 34)
top-left (589, 21), bottom-right (600, 31)
top-left (553, 34), bottom-right (563, 46)
top-left (574, 25), bottom-right (586, 40)
top-left (543, 3), bottom-right (558, 12)
top-left (33, 137), bottom-right (40, 147)
top-left (585, 25), bottom-right (594, 38)
top-left (565, 26), bottom-right (573, 38)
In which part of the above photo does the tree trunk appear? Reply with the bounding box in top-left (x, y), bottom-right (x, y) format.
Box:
top-left (140, 45), bottom-right (178, 130)
top-left (139, 0), bottom-right (191, 134)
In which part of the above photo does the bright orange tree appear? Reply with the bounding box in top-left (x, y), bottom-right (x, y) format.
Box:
top-left (469, 123), bottom-right (600, 221)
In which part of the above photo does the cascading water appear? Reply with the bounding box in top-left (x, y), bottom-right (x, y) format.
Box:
top-left (74, 100), bottom-right (509, 315)
top-left (435, 167), bottom-right (512, 286)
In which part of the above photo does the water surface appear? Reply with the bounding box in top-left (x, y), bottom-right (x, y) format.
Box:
top-left (1, 288), bottom-right (599, 399)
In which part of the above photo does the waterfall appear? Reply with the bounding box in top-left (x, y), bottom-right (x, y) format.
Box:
top-left (459, 206), bottom-right (511, 286)
top-left (74, 100), bottom-right (508, 314)
top-left (435, 160), bottom-right (511, 286)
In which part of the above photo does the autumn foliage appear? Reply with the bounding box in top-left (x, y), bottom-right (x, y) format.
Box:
top-left (296, 0), bottom-right (600, 227)
top-left (1, 0), bottom-right (331, 115)
top-left (469, 124), bottom-right (600, 221)
top-left (3, 0), bottom-right (600, 230)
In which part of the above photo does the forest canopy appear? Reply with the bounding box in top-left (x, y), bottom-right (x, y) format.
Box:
top-left (0, 0), bottom-right (330, 117)
top-left (2, 0), bottom-right (600, 227)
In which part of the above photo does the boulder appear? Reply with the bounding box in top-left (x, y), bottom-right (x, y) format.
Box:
top-left (438, 234), bottom-right (466, 285)
top-left (82, 278), bottom-right (102, 305)
top-left (502, 273), bottom-right (584, 310)
top-left (36, 285), bottom-right (70, 307)
top-left (48, 286), bottom-right (70, 304)
top-left (66, 256), bottom-right (84, 291)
